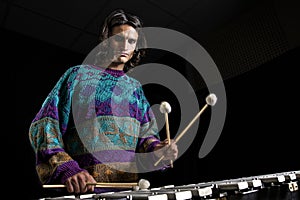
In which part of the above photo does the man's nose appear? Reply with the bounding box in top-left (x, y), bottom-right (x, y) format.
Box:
top-left (121, 40), bottom-right (129, 50)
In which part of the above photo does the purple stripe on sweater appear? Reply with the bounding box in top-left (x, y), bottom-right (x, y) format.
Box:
top-left (57, 161), bottom-right (86, 184)
top-left (95, 99), bottom-right (150, 124)
top-left (138, 136), bottom-right (160, 152)
top-left (74, 150), bottom-right (136, 167)
top-left (37, 148), bottom-right (65, 165)
top-left (33, 99), bottom-right (59, 122)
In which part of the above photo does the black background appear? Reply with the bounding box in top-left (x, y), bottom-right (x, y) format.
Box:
top-left (4, 0), bottom-right (300, 199)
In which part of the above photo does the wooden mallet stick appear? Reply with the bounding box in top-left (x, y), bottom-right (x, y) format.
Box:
top-left (43, 179), bottom-right (151, 190)
top-left (43, 182), bottom-right (139, 189)
top-left (159, 101), bottom-right (173, 168)
top-left (154, 94), bottom-right (217, 166)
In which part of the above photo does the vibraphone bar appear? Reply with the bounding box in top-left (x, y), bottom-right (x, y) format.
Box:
top-left (41, 170), bottom-right (300, 200)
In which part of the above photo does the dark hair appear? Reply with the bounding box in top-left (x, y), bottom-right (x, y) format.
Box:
top-left (96, 9), bottom-right (146, 72)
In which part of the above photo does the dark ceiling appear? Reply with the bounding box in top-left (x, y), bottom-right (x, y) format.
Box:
top-left (1, 0), bottom-right (270, 55)
top-left (2, 0), bottom-right (300, 82)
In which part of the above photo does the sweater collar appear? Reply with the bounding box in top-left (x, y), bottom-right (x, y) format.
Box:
top-left (104, 67), bottom-right (125, 77)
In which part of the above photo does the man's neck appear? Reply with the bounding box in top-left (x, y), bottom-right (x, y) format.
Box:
top-left (108, 62), bottom-right (125, 71)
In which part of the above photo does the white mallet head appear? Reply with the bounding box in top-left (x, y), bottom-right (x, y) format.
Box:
top-left (159, 101), bottom-right (171, 114)
top-left (138, 179), bottom-right (150, 190)
top-left (206, 93), bottom-right (217, 106)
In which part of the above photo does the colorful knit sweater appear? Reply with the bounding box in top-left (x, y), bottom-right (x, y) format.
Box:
top-left (28, 65), bottom-right (163, 192)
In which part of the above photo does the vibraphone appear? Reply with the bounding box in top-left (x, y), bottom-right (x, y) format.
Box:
top-left (41, 170), bottom-right (299, 200)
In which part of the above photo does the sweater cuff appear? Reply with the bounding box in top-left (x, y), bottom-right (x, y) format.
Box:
top-left (147, 140), bottom-right (161, 152)
top-left (55, 161), bottom-right (86, 184)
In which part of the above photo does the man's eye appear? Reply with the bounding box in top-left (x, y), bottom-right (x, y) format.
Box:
top-left (128, 39), bottom-right (136, 44)
top-left (114, 36), bottom-right (123, 42)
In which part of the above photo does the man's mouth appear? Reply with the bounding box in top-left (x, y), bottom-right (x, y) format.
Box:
top-left (120, 52), bottom-right (129, 57)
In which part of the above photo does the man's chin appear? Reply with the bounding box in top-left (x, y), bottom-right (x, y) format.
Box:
top-left (112, 61), bottom-right (125, 65)
top-left (113, 58), bottom-right (128, 64)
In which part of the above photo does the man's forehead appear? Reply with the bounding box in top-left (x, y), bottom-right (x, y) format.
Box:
top-left (112, 25), bottom-right (138, 37)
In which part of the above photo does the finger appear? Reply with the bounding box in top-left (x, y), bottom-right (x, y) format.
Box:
top-left (72, 178), bottom-right (81, 194)
top-left (166, 147), bottom-right (178, 160)
top-left (66, 177), bottom-right (80, 194)
top-left (170, 143), bottom-right (178, 152)
top-left (86, 183), bottom-right (94, 192)
top-left (78, 171), bottom-right (96, 193)
top-left (77, 175), bottom-right (88, 193)
top-left (82, 171), bottom-right (96, 192)
top-left (161, 139), bottom-right (168, 145)
top-left (65, 179), bottom-right (74, 193)
top-left (86, 176), bottom-right (96, 192)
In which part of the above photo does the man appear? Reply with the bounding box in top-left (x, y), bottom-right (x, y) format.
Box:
top-left (29, 9), bottom-right (178, 196)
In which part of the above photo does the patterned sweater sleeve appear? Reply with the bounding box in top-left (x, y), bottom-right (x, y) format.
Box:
top-left (134, 85), bottom-right (171, 171)
top-left (134, 85), bottom-right (161, 152)
top-left (28, 66), bottom-right (85, 184)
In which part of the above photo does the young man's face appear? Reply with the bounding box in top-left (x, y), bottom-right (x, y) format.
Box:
top-left (110, 24), bottom-right (138, 64)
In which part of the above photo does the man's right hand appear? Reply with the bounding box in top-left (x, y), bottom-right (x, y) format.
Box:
top-left (65, 171), bottom-right (96, 194)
